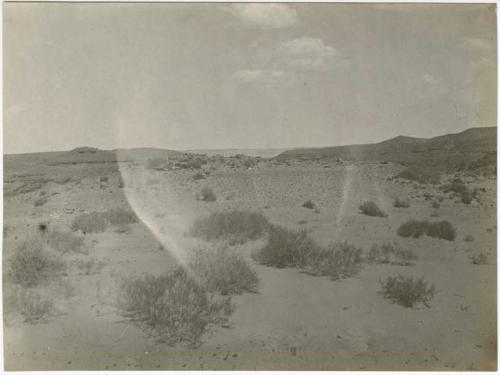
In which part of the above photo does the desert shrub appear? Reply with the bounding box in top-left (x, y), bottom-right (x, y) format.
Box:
top-left (305, 242), bottom-right (363, 280)
top-left (146, 158), bottom-right (168, 171)
top-left (440, 181), bottom-right (477, 204)
top-left (45, 229), bottom-right (86, 254)
top-left (470, 253), bottom-right (488, 265)
top-left (34, 196), bottom-right (49, 207)
top-left (367, 243), bottom-right (417, 266)
top-left (380, 275), bottom-right (435, 308)
top-left (252, 225), bottom-right (320, 269)
top-left (193, 172), bottom-right (206, 180)
top-left (76, 258), bottom-right (106, 275)
top-left (190, 248), bottom-right (258, 295)
top-left (8, 238), bottom-right (66, 288)
top-left (395, 167), bottom-right (441, 185)
top-left (117, 267), bottom-right (233, 346)
top-left (397, 219), bottom-right (456, 241)
top-left (426, 220), bottom-right (456, 241)
top-left (102, 208), bottom-right (138, 226)
top-left (302, 200), bottom-right (316, 210)
top-left (190, 210), bottom-right (269, 243)
top-left (464, 234), bottom-right (475, 242)
top-left (18, 289), bottom-right (55, 323)
top-left (432, 201), bottom-right (440, 209)
top-left (71, 212), bottom-right (108, 234)
top-left (393, 197), bottom-right (410, 208)
top-left (198, 186), bottom-right (217, 202)
top-left (359, 201), bottom-right (387, 217)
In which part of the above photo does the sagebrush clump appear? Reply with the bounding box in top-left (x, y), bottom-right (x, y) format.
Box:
top-left (397, 219), bottom-right (456, 241)
top-left (71, 212), bottom-right (108, 234)
top-left (8, 238), bottom-right (66, 288)
top-left (367, 243), bottom-right (417, 266)
top-left (395, 167), bottom-right (441, 185)
top-left (359, 201), bottom-right (387, 217)
top-left (252, 225), bottom-right (320, 269)
top-left (190, 210), bottom-right (269, 244)
top-left (380, 274), bottom-right (435, 308)
top-left (190, 248), bottom-right (258, 295)
top-left (253, 225), bottom-right (363, 280)
top-left (393, 197), bottom-right (410, 208)
top-left (117, 267), bottom-right (233, 346)
top-left (198, 186), bottom-right (217, 202)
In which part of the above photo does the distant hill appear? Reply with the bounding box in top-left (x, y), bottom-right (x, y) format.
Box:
top-left (4, 147), bottom-right (181, 166)
top-left (276, 127), bottom-right (497, 170)
top-left (183, 148), bottom-right (287, 158)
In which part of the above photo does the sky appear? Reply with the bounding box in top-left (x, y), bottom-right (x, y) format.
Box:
top-left (4, 3), bottom-right (497, 154)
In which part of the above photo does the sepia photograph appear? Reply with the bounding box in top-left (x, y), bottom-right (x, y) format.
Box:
top-left (3, 2), bottom-right (497, 371)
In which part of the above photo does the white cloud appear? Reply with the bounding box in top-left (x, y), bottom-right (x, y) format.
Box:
top-left (276, 37), bottom-right (348, 72)
top-left (233, 69), bottom-right (296, 85)
top-left (278, 37), bottom-right (336, 58)
top-left (230, 4), bottom-right (298, 29)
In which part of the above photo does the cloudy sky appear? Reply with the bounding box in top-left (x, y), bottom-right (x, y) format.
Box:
top-left (4, 3), bottom-right (497, 154)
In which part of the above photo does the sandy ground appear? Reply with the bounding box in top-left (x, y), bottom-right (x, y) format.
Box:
top-left (3, 159), bottom-right (497, 370)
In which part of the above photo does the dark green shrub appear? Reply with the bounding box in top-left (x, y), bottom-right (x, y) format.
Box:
top-left (117, 267), bottom-right (233, 346)
top-left (367, 243), bottom-right (417, 266)
top-left (397, 220), bottom-right (456, 241)
top-left (190, 210), bottom-right (269, 244)
top-left (8, 238), bottom-right (66, 288)
top-left (71, 212), bottom-right (108, 234)
top-left (380, 275), bottom-right (435, 308)
top-left (359, 201), bottom-right (387, 217)
top-left (393, 197), bottom-right (410, 208)
top-left (252, 225), bottom-right (320, 269)
top-left (470, 253), bottom-right (488, 265)
top-left (45, 229), bottom-right (86, 254)
top-left (102, 208), bottom-right (139, 226)
top-left (305, 242), bottom-right (363, 280)
top-left (198, 186), bottom-right (217, 202)
top-left (395, 167), bottom-right (441, 184)
top-left (302, 200), bottom-right (316, 210)
top-left (190, 248), bottom-right (258, 295)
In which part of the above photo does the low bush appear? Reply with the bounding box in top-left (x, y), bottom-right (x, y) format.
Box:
top-left (190, 248), bottom-right (258, 295)
top-left (253, 225), bottom-right (363, 280)
top-left (470, 252), bottom-right (488, 265)
top-left (193, 172), bottom-right (206, 180)
top-left (146, 158), bottom-right (168, 171)
top-left (190, 210), bottom-right (269, 244)
top-left (393, 197), bottom-right (410, 208)
top-left (8, 238), bottom-right (66, 288)
top-left (397, 219), bottom-right (456, 241)
top-left (198, 186), bottom-right (217, 202)
top-left (440, 181), bottom-right (477, 205)
top-left (76, 258), bottom-right (106, 275)
top-left (305, 242), bottom-right (363, 280)
top-left (395, 167), bottom-right (441, 185)
top-left (359, 201), bottom-right (387, 217)
top-left (101, 208), bottom-right (138, 226)
top-left (432, 201), bottom-right (440, 209)
top-left (18, 289), bottom-right (55, 323)
top-left (44, 229), bottom-right (86, 254)
top-left (34, 196), bottom-right (49, 207)
top-left (380, 275), bottom-right (435, 308)
top-left (464, 234), bottom-right (475, 242)
top-left (117, 267), bottom-right (233, 346)
top-left (302, 200), bottom-right (316, 210)
top-left (252, 225), bottom-right (320, 269)
top-left (71, 212), bottom-right (108, 234)
top-left (367, 243), bottom-right (417, 266)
